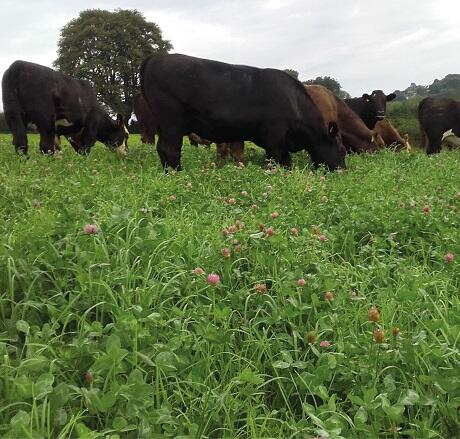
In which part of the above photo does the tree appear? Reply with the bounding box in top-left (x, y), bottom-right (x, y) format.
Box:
top-left (303, 76), bottom-right (351, 99)
top-left (54, 9), bottom-right (172, 118)
top-left (283, 69), bottom-right (299, 79)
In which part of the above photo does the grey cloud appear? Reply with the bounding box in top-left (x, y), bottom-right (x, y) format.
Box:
top-left (1, 0), bottom-right (459, 110)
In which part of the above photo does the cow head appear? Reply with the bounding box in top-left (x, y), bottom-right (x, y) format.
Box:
top-left (309, 121), bottom-right (347, 170)
top-left (366, 90), bottom-right (396, 122)
top-left (104, 114), bottom-right (129, 155)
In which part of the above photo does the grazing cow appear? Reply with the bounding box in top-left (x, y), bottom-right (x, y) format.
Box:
top-left (133, 92), bottom-right (157, 144)
top-left (418, 97), bottom-right (460, 154)
top-left (305, 85), bottom-right (385, 153)
top-left (345, 90), bottom-right (396, 129)
top-left (141, 53), bottom-right (346, 170)
top-left (211, 86), bottom-right (384, 163)
top-left (2, 60), bottom-right (128, 155)
top-left (374, 119), bottom-right (411, 151)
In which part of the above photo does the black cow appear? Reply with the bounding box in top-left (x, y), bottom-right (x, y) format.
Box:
top-left (140, 53), bottom-right (346, 170)
top-left (2, 60), bottom-right (128, 155)
top-left (418, 97), bottom-right (460, 154)
top-left (345, 90), bottom-right (396, 129)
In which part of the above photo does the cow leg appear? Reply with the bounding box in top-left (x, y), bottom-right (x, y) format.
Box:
top-left (420, 127), bottom-right (427, 151)
top-left (146, 126), bottom-right (157, 145)
top-left (229, 142), bottom-right (245, 164)
top-left (217, 143), bottom-right (230, 160)
top-left (36, 117), bottom-right (56, 154)
top-left (54, 135), bottom-right (62, 151)
top-left (5, 111), bottom-right (28, 155)
top-left (265, 145), bottom-right (283, 165)
top-left (425, 132), bottom-right (442, 155)
top-left (188, 135), bottom-right (199, 147)
top-left (263, 134), bottom-right (289, 167)
top-left (157, 130), bottom-right (183, 170)
top-left (280, 151), bottom-right (292, 168)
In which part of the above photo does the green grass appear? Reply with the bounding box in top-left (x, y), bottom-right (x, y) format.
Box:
top-left (0, 134), bottom-right (459, 438)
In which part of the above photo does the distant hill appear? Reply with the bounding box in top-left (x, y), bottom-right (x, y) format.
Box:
top-left (394, 74), bottom-right (460, 100)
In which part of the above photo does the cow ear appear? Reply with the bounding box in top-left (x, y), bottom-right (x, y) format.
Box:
top-left (116, 114), bottom-right (124, 128)
top-left (387, 93), bottom-right (396, 102)
top-left (362, 93), bottom-right (371, 102)
top-left (328, 121), bottom-right (339, 137)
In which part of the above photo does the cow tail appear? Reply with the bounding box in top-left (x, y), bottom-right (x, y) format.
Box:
top-left (139, 55), bottom-right (151, 98)
top-left (2, 64), bottom-right (27, 136)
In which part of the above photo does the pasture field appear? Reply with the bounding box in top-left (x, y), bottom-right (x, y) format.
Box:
top-left (0, 134), bottom-right (459, 439)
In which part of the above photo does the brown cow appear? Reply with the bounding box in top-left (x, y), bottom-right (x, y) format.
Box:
top-left (305, 85), bottom-right (384, 153)
top-left (374, 119), bottom-right (411, 151)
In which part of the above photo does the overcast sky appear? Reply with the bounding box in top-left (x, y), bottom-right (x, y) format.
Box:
top-left (1, 0), bottom-right (459, 110)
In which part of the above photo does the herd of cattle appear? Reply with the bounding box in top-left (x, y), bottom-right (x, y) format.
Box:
top-left (1, 54), bottom-right (459, 170)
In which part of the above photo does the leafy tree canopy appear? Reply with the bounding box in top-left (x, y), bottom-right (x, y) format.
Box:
top-left (54, 9), bottom-right (172, 118)
top-left (394, 74), bottom-right (460, 100)
top-left (303, 76), bottom-right (351, 99)
top-left (283, 69), bottom-right (299, 79)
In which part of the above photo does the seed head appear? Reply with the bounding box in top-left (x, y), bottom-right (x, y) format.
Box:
top-left (305, 331), bottom-right (316, 343)
top-left (255, 283), bottom-right (268, 294)
top-left (368, 307), bottom-right (380, 322)
top-left (374, 328), bottom-right (385, 343)
top-left (84, 372), bottom-right (93, 384)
